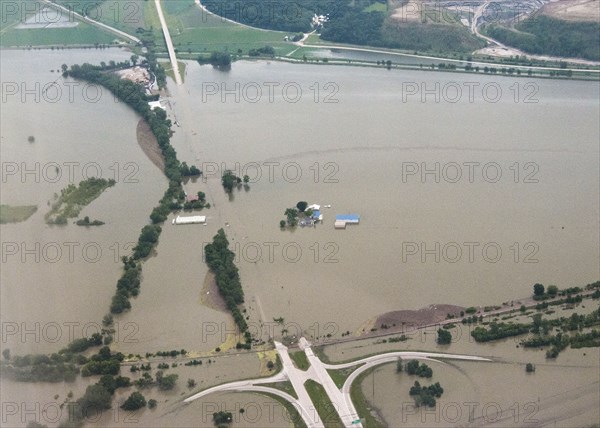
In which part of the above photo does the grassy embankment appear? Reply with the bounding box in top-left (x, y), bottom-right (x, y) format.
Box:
top-left (45, 177), bottom-right (115, 224)
top-left (327, 367), bottom-right (355, 389)
top-left (0, 205), bottom-right (38, 224)
top-left (0, 0), bottom-right (123, 47)
top-left (261, 381), bottom-right (299, 399)
top-left (350, 367), bottom-right (386, 428)
top-left (161, 0), bottom-right (299, 59)
top-left (256, 392), bottom-right (308, 428)
top-left (160, 60), bottom-right (186, 83)
top-left (54, 0), bottom-right (145, 35)
top-left (304, 379), bottom-right (345, 427)
top-left (289, 351), bottom-right (310, 371)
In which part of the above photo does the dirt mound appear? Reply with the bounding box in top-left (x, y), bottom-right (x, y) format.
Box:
top-left (375, 304), bottom-right (465, 330)
top-left (136, 119), bottom-right (165, 173)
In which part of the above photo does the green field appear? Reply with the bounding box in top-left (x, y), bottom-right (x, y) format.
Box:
top-left (0, 0), bottom-right (125, 47)
top-left (1, 23), bottom-right (118, 47)
top-left (289, 351), bottom-right (311, 371)
top-left (363, 2), bottom-right (389, 13)
top-left (45, 177), bottom-right (115, 224)
top-left (53, 0), bottom-right (146, 35)
top-left (162, 1), bottom-right (297, 56)
top-left (327, 367), bottom-right (356, 389)
top-left (350, 367), bottom-right (385, 428)
top-left (304, 379), bottom-right (345, 428)
top-left (260, 381), bottom-right (298, 399)
top-left (0, 205), bottom-right (38, 224)
top-left (257, 392), bottom-right (307, 428)
top-left (160, 60), bottom-right (186, 83)
top-left (140, 0), bottom-right (168, 51)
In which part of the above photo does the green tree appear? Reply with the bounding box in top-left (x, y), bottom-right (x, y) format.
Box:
top-left (533, 283), bottom-right (545, 296)
top-left (222, 170), bottom-right (239, 193)
top-left (437, 328), bottom-right (452, 345)
top-left (102, 314), bottom-right (114, 327)
top-left (131, 55), bottom-right (139, 66)
top-left (180, 162), bottom-right (190, 176)
top-left (526, 363), bottom-right (535, 373)
top-left (406, 360), bottom-right (419, 375)
top-left (75, 384), bottom-right (112, 419)
top-left (296, 201), bottom-right (308, 212)
top-left (547, 285), bottom-right (558, 297)
top-left (396, 357), bottom-right (403, 373)
top-left (121, 391), bottom-right (146, 410)
top-left (110, 292), bottom-right (131, 314)
top-left (156, 370), bottom-right (178, 390)
top-left (98, 374), bottom-right (117, 394)
top-left (213, 411), bottom-right (233, 425)
top-left (204, 52), bottom-right (232, 70)
top-left (285, 208), bottom-right (299, 226)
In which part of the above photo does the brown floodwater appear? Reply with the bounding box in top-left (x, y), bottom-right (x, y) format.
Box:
top-left (358, 356), bottom-right (599, 427)
top-left (319, 300), bottom-right (599, 427)
top-left (1, 49), bottom-right (167, 356)
top-left (164, 60), bottom-right (599, 344)
top-left (1, 50), bottom-right (599, 427)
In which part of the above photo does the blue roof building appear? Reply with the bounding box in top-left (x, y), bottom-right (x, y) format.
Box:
top-left (335, 214), bottom-right (360, 224)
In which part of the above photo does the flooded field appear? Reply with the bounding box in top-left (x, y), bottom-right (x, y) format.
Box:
top-left (1, 49), bottom-right (598, 427)
top-left (319, 300), bottom-right (600, 427)
top-left (5, 55), bottom-right (597, 352)
top-left (357, 356), bottom-right (599, 427)
top-left (1, 49), bottom-right (166, 355)
top-left (165, 60), bottom-right (599, 342)
top-left (1, 351), bottom-right (281, 427)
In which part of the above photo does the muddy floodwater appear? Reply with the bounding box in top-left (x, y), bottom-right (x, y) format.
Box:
top-left (1, 49), bottom-right (599, 427)
top-left (319, 304), bottom-right (599, 427)
top-left (1, 49), bottom-right (167, 356)
top-left (164, 60), bottom-right (599, 342)
top-left (3, 52), bottom-right (598, 352)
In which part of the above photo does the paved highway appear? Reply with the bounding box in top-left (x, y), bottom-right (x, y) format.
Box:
top-left (154, 0), bottom-right (182, 85)
top-left (184, 338), bottom-right (491, 427)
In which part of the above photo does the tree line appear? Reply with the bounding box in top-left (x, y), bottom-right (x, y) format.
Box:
top-left (64, 61), bottom-right (203, 315)
top-left (204, 229), bottom-right (252, 348)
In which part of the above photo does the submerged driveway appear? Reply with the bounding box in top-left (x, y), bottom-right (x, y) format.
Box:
top-left (184, 338), bottom-right (491, 427)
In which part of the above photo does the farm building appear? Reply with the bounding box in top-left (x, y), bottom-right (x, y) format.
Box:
top-left (173, 216), bottom-right (206, 225)
top-left (335, 214), bottom-right (360, 224)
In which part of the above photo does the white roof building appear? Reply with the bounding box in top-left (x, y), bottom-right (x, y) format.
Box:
top-left (173, 216), bottom-right (206, 225)
top-left (148, 100), bottom-right (165, 110)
